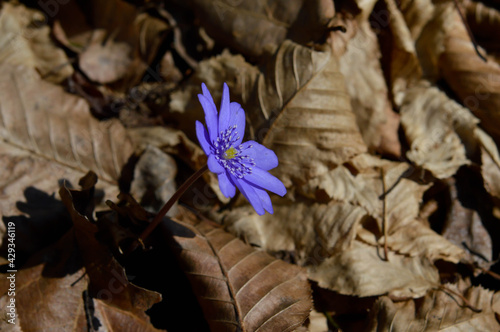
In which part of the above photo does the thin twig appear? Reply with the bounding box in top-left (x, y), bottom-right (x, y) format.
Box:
top-left (438, 284), bottom-right (482, 313)
top-left (381, 169), bottom-right (389, 262)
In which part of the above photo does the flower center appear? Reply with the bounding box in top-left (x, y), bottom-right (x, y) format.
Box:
top-left (223, 147), bottom-right (238, 160)
top-left (212, 125), bottom-right (256, 179)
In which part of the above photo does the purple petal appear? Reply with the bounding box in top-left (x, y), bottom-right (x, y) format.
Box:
top-left (253, 187), bottom-right (273, 214)
top-left (208, 154), bottom-right (224, 174)
top-left (244, 167), bottom-right (286, 197)
top-left (230, 102), bottom-right (245, 146)
top-left (196, 121), bottom-right (212, 155)
top-left (218, 83), bottom-right (231, 132)
top-left (198, 94), bottom-right (218, 142)
top-left (218, 172), bottom-right (236, 198)
top-left (201, 83), bottom-right (217, 112)
top-left (241, 141), bottom-right (278, 171)
top-left (234, 178), bottom-right (265, 215)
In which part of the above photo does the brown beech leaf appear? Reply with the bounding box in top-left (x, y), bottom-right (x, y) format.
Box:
top-left (400, 81), bottom-right (474, 178)
top-left (308, 239), bottom-right (440, 298)
top-left (184, 0), bottom-right (334, 58)
top-left (418, 2), bottom-right (500, 142)
top-left (0, 232), bottom-right (89, 331)
top-left (257, 40), bottom-right (367, 189)
top-left (0, 64), bottom-right (133, 183)
top-left (367, 279), bottom-right (500, 331)
top-left (0, 3), bottom-right (73, 83)
top-left (163, 217), bottom-right (312, 332)
top-left (339, 20), bottom-right (401, 157)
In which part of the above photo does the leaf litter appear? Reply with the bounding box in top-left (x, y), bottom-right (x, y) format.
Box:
top-left (1, 0), bottom-right (500, 331)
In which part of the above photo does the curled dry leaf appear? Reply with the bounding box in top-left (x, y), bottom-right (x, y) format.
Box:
top-left (0, 64), bottom-right (133, 183)
top-left (367, 279), bottom-right (500, 331)
top-left (339, 20), bottom-right (401, 156)
top-left (55, 0), bottom-right (168, 86)
top-left (59, 172), bottom-right (162, 313)
top-left (163, 217), bottom-right (312, 332)
top-left (464, 0), bottom-right (500, 60)
top-left (185, 0), bottom-right (334, 58)
top-left (477, 127), bottom-right (500, 200)
top-left (400, 81), bottom-right (473, 178)
top-left (442, 177), bottom-right (493, 268)
top-left (0, 3), bottom-right (73, 83)
top-left (418, 2), bottom-right (500, 141)
top-left (308, 240), bottom-right (439, 298)
top-left (222, 200), bottom-right (369, 264)
top-left (257, 40), bottom-right (366, 189)
top-left (380, 0), bottom-right (423, 106)
top-left (398, 0), bottom-right (434, 40)
top-left (130, 145), bottom-right (178, 215)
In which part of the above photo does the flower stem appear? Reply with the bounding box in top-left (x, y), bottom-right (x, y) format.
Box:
top-left (133, 164), bottom-right (209, 249)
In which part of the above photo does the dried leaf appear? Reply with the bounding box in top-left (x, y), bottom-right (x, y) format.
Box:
top-left (0, 232), bottom-right (88, 330)
top-left (381, 0), bottom-right (423, 106)
top-left (400, 81), bottom-right (473, 178)
top-left (0, 3), bottom-right (73, 83)
top-left (477, 128), bottom-right (500, 199)
top-left (164, 217), bottom-right (312, 332)
top-left (399, 0), bottom-right (434, 40)
top-left (130, 145), bottom-right (178, 214)
top-left (465, 0), bottom-right (500, 59)
top-left (367, 279), bottom-right (500, 331)
top-left (59, 172), bottom-right (162, 313)
top-left (418, 2), bottom-right (500, 141)
top-left (308, 240), bottom-right (439, 298)
top-left (339, 20), bottom-right (401, 156)
top-left (258, 40), bottom-right (367, 189)
top-left (222, 200), bottom-right (369, 264)
top-left (0, 64), bottom-right (133, 183)
top-left (186, 0), bottom-right (334, 58)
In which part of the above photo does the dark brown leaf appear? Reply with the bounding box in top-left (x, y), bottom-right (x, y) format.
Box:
top-left (164, 217), bottom-right (312, 332)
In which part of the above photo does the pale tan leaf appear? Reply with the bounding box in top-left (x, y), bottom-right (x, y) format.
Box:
top-left (0, 3), bottom-right (73, 83)
top-left (477, 128), bottom-right (500, 199)
top-left (358, 219), bottom-right (465, 263)
top-left (164, 217), bottom-right (313, 332)
top-left (400, 82), bottom-right (473, 178)
top-left (0, 64), bottom-right (133, 183)
top-left (308, 240), bottom-right (439, 298)
top-left (399, 0), bottom-right (434, 40)
top-left (258, 40), bottom-right (367, 189)
top-left (367, 279), bottom-right (500, 331)
top-left (339, 20), bottom-right (401, 156)
top-left (222, 201), bottom-right (369, 264)
top-left (382, 0), bottom-right (423, 106)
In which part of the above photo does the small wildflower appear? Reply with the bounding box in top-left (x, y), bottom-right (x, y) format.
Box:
top-left (196, 83), bottom-right (286, 215)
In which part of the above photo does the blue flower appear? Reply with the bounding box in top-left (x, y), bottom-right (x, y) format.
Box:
top-left (196, 83), bottom-right (286, 215)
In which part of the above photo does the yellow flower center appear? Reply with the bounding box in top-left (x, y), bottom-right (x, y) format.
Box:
top-left (223, 147), bottom-right (238, 160)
